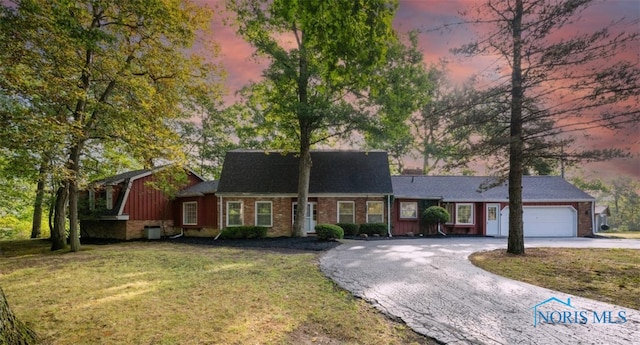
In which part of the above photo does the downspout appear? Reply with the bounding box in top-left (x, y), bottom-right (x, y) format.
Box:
top-left (591, 200), bottom-right (596, 237)
top-left (387, 194), bottom-right (392, 237)
top-left (215, 195), bottom-right (223, 240)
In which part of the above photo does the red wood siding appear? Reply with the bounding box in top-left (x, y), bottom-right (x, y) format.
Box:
top-left (174, 194), bottom-right (218, 229)
top-left (392, 199), bottom-right (421, 235)
top-left (124, 173), bottom-right (202, 221)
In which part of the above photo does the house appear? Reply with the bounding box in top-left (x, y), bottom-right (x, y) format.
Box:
top-left (215, 150), bottom-right (394, 236)
top-left (80, 167), bottom-right (204, 240)
top-left (392, 175), bottom-right (595, 237)
top-left (173, 181), bottom-right (219, 237)
top-left (594, 205), bottom-right (611, 232)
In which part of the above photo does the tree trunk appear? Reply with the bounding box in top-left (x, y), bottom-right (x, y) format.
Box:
top-left (68, 144), bottom-right (82, 252)
top-left (507, 0), bottom-right (525, 255)
top-left (0, 287), bottom-right (38, 345)
top-left (292, 29), bottom-right (311, 238)
top-left (51, 185), bottom-right (68, 251)
top-left (30, 175), bottom-right (46, 239)
top-left (293, 143), bottom-right (312, 237)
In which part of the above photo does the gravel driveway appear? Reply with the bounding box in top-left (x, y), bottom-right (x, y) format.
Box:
top-left (320, 237), bottom-right (640, 345)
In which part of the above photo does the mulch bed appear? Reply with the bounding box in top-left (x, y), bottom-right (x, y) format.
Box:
top-left (168, 236), bottom-right (342, 252)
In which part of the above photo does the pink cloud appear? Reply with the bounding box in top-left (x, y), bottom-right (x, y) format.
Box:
top-left (191, 0), bottom-right (638, 180)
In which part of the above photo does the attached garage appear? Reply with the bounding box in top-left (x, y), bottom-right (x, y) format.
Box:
top-left (501, 206), bottom-right (576, 237)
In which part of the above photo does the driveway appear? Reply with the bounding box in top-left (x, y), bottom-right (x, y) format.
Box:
top-left (320, 237), bottom-right (640, 345)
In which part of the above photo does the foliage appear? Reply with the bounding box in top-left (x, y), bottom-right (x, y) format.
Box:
top-left (358, 223), bottom-right (388, 237)
top-left (0, 0), bottom-right (224, 251)
top-left (335, 223), bottom-right (359, 236)
top-left (452, 0), bottom-right (639, 254)
top-left (571, 176), bottom-right (640, 231)
top-left (363, 31), bottom-right (433, 173)
top-left (315, 224), bottom-right (344, 241)
top-left (228, 0), bottom-right (399, 236)
top-left (219, 226), bottom-right (268, 240)
top-left (423, 206), bottom-right (450, 225)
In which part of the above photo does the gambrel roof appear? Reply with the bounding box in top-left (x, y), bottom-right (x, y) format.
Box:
top-left (217, 150), bottom-right (393, 195)
top-left (392, 175), bottom-right (594, 202)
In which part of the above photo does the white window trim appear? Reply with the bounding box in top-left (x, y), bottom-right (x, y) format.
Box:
top-left (255, 201), bottom-right (273, 227)
top-left (182, 201), bottom-right (198, 226)
top-left (105, 186), bottom-right (113, 210)
top-left (366, 201), bottom-right (384, 223)
top-left (226, 201), bottom-right (243, 227)
top-left (399, 201), bottom-right (418, 219)
top-left (456, 203), bottom-right (474, 225)
top-left (337, 201), bottom-right (355, 223)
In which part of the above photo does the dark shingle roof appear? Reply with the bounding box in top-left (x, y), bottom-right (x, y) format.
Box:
top-left (392, 175), bottom-right (594, 201)
top-left (217, 150), bottom-right (392, 195)
top-left (176, 181), bottom-right (219, 197)
top-left (93, 168), bottom-right (153, 186)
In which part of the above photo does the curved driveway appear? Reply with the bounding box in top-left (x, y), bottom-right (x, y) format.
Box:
top-left (320, 237), bottom-right (640, 345)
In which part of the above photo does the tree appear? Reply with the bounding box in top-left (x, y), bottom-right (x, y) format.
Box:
top-left (1, 0), bottom-right (223, 251)
top-left (0, 286), bottom-right (38, 345)
top-left (412, 64), bottom-right (476, 174)
top-left (228, 0), bottom-right (399, 236)
top-left (454, 0), bottom-right (639, 254)
top-left (363, 31), bottom-right (433, 173)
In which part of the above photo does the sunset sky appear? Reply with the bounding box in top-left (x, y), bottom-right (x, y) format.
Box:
top-left (198, 0), bottom-right (639, 181)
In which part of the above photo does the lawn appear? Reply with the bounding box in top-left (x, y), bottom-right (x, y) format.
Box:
top-left (597, 231), bottom-right (640, 239)
top-left (470, 248), bottom-right (640, 310)
top-left (0, 239), bottom-right (433, 345)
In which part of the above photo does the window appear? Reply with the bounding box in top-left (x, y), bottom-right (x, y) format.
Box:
top-left (456, 203), bottom-right (473, 224)
top-left (337, 201), bottom-right (355, 223)
top-left (444, 203), bottom-right (454, 223)
top-left (399, 202), bottom-right (417, 219)
top-left (105, 186), bottom-right (113, 210)
top-left (255, 201), bottom-right (272, 227)
top-left (367, 201), bottom-right (384, 223)
top-left (226, 201), bottom-right (243, 226)
top-left (183, 202), bottom-right (197, 225)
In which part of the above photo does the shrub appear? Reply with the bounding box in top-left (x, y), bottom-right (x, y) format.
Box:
top-left (358, 223), bottom-right (387, 236)
top-left (423, 206), bottom-right (450, 225)
top-left (219, 226), bottom-right (268, 240)
top-left (336, 223), bottom-right (359, 236)
top-left (315, 224), bottom-right (344, 241)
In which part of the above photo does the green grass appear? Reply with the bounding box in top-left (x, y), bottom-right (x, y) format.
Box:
top-left (470, 248), bottom-right (640, 310)
top-left (0, 240), bottom-right (434, 345)
top-left (598, 231), bottom-right (640, 239)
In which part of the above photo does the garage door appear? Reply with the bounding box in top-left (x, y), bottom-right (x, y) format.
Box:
top-left (500, 206), bottom-right (576, 237)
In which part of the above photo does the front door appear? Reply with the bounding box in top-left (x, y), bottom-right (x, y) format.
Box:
top-left (293, 202), bottom-right (317, 233)
top-left (486, 204), bottom-right (500, 236)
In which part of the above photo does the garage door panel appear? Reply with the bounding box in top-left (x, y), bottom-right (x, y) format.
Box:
top-left (500, 206), bottom-right (576, 237)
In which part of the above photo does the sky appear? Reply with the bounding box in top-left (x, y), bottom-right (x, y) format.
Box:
top-left (196, 0), bottom-right (639, 181)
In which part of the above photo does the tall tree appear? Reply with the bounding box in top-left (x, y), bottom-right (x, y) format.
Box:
top-left (412, 64), bottom-right (476, 175)
top-left (228, 0), bottom-right (398, 236)
top-left (454, 0), bottom-right (639, 254)
top-left (1, 0), bottom-right (224, 251)
top-left (363, 31), bottom-right (433, 173)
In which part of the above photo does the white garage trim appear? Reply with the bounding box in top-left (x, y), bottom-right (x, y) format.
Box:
top-left (500, 206), bottom-right (577, 237)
